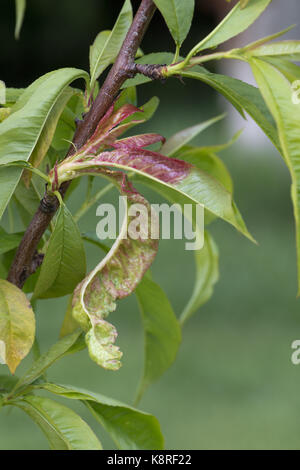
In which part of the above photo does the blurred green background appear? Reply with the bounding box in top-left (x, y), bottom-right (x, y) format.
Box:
top-left (1, 0), bottom-right (300, 450)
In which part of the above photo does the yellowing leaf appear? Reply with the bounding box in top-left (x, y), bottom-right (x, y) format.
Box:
top-left (0, 279), bottom-right (35, 373)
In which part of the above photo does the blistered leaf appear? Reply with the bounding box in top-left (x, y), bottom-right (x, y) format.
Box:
top-left (191, 0), bottom-right (271, 55)
top-left (14, 0), bottom-right (26, 39)
top-left (33, 202), bottom-right (86, 299)
top-left (49, 102), bottom-right (252, 241)
top-left (0, 68), bottom-right (89, 220)
top-left (12, 395), bottom-right (102, 450)
top-left (161, 114), bottom-right (226, 157)
top-left (135, 277), bottom-right (181, 403)
top-left (250, 58), bottom-right (300, 294)
top-left (180, 231), bottom-right (219, 325)
top-left (0, 279), bottom-right (35, 373)
top-left (13, 329), bottom-right (83, 392)
top-left (71, 173), bottom-right (159, 371)
top-left (36, 383), bottom-right (164, 450)
top-left (153, 0), bottom-right (195, 46)
top-left (89, 0), bottom-right (133, 88)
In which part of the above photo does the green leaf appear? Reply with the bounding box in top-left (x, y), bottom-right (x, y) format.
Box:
top-left (0, 228), bottom-right (23, 255)
top-left (0, 68), bottom-right (89, 221)
top-left (89, 0), bottom-right (133, 88)
top-left (59, 296), bottom-right (80, 338)
top-left (246, 40), bottom-right (300, 61)
top-left (135, 277), bottom-right (181, 403)
top-left (53, 98), bottom-right (252, 242)
top-left (51, 92), bottom-right (85, 152)
top-left (0, 279), bottom-right (35, 373)
top-left (13, 329), bottom-right (83, 391)
top-left (4, 87), bottom-right (25, 104)
top-left (250, 58), bottom-right (300, 294)
top-left (14, 0), bottom-right (26, 39)
top-left (192, 130), bottom-right (242, 155)
top-left (237, 25), bottom-right (296, 53)
top-left (0, 374), bottom-right (19, 392)
top-left (180, 68), bottom-right (281, 151)
top-left (11, 395), bottom-right (102, 450)
top-left (13, 179), bottom-right (41, 222)
top-left (172, 146), bottom-right (233, 193)
top-left (123, 52), bottom-right (175, 88)
top-left (153, 0), bottom-right (195, 46)
top-left (180, 231), bottom-right (219, 325)
top-left (33, 202), bottom-right (86, 299)
top-left (264, 57), bottom-right (300, 82)
top-left (161, 114), bottom-right (226, 157)
top-left (23, 88), bottom-right (76, 187)
top-left (190, 0), bottom-right (271, 55)
top-left (36, 383), bottom-right (164, 450)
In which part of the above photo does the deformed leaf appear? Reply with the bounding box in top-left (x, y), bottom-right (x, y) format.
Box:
top-left (135, 277), bottom-right (181, 403)
top-left (240, 0), bottom-right (251, 7)
top-left (36, 383), bottom-right (164, 450)
top-left (60, 296), bottom-right (80, 338)
top-left (0, 228), bottom-right (23, 256)
top-left (0, 279), bottom-right (35, 373)
top-left (33, 202), bottom-right (86, 299)
top-left (71, 173), bottom-right (159, 371)
top-left (23, 87), bottom-right (76, 187)
top-left (172, 146), bottom-right (233, 193)
top-left (12, 395), bottom-right (102, 450)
